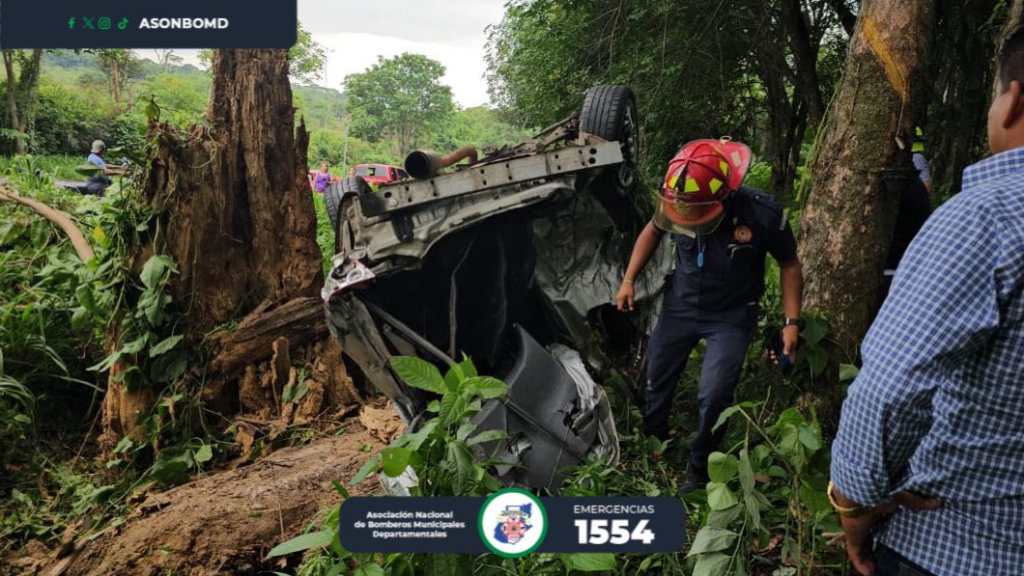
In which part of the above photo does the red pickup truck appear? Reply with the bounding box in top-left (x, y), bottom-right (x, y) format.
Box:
top-left (350, 163), bottom-right (408, 186)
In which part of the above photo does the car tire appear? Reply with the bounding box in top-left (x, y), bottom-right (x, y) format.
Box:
top-left (580, 85), bottom-right (640, 183)
top-left (325, 176), bottom-right (372, 253)
top-left (580, 86), bottom-right (642, 231)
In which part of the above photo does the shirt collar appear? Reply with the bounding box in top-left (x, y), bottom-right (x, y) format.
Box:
top-left (962, 146), bottom-right (1024, 190)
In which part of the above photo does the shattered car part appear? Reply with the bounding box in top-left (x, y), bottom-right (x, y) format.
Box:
top-left (323, 85), bottom-right (670, 491)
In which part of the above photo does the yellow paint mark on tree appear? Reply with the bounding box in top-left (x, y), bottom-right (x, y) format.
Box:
top-left (861, 14), bottom-right (909, 103)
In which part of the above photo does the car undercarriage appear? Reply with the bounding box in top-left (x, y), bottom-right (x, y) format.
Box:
top-left (321, 85), bottom-right (672, 491)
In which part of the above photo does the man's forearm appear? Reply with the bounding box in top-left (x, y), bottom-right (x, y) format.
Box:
top-left (623, 221), bottom-right (664, 283)
top-left (780, 260), bottom-right (803, 318)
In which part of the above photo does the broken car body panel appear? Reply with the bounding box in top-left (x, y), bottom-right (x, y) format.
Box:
top-left (322, 86), bottom-right (669, 490)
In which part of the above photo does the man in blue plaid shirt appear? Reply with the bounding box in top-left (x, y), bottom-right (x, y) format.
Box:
top-left (829, 29), bottom-right (1024, 576)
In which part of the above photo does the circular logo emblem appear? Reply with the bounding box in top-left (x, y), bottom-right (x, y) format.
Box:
top-left (478, 488), bottom-right (548, 558)
top-left (733, 225), bottom-right (753, 243)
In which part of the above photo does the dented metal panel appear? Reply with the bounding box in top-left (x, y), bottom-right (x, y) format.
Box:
top-left (364, 141), bottom-right (623, 217)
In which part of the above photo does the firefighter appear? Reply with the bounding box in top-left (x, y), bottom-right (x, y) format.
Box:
top-left (615, 139), bottom-right (804, 491)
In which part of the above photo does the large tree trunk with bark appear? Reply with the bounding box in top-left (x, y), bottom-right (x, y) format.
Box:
top-left (100, 50), bottom-right (329, 446)
top-left (798, 0), bottom-right (935, 356)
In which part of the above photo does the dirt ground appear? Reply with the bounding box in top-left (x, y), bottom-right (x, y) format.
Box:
top-left (30, 412), bottom-right (398, 576)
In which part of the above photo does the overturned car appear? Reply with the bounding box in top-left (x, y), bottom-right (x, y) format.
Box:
top-left (320, 86), bottom-right (671, 490)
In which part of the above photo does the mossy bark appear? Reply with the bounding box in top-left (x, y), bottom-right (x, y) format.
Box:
top-left (799, 0), bottom-right (936, 357)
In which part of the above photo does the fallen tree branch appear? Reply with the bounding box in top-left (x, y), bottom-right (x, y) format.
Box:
top-left (207, 296), bottom-right (327, 376)
top-left (0, 180), bottom-right (94, 262)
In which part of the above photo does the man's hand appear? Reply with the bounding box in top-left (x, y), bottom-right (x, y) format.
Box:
top-left (838, 490), bottom-right (942, 575)
top-left (615, 280), bottom-right (635, 311)
top-left (767, 325), bottom-right (799, 366)
top-left (781, 325), bottom-right (799, 358)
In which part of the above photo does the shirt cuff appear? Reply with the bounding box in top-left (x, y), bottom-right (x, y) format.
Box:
top-left (829, 454), bottom-right (891, 508)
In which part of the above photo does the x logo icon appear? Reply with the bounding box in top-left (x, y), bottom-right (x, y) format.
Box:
top-left (82, 17), bottom-right (95, 30)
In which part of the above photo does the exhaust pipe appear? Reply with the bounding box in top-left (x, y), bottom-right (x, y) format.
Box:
top-left (404, 146), bottom-right (479, 179)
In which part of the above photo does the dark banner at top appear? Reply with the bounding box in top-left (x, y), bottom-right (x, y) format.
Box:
top-left (0, 0), bottom-right (297, 48)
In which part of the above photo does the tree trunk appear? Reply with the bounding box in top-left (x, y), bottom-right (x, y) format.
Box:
top-left (752, 0), bottom-right (807, 201)
top-left (2, 50), bottom-right (24, 154)
top-left (100, 49), bottom-right (325, 445)
top-left (798, 0), bottom-right (935, 356)
top-left (16, 49), bottom-right (43, 153)
top-left (110, 60), bottom-right (122, 112)
top-left (781, 0), bottom-right (825, 126)
top-left (826, 0), bottom-right (858, 37)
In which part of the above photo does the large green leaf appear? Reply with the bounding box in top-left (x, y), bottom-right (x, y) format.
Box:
top-left (705, 505), bottom-right (742, 529)
top-left (404, 420), bottom-right (438, 451)
top-left (563, 552), bottom-right (616, 571)
top-left (194, 444), bottom-right (213, 464)
top-left (463, 376), bottom-right (507, 400)
top-left (712, 401), bottom-right (759, 432)
top-left (381, 447), bottom-right (412, 477)
top-left (455, 421), bottom-right (477, 442)
top-left (149, 334), bottom-right (183, 357)
top-left (443, 363), bottom-right (464, 393)
top-left (140, 255), bottom-right (176, 289)
top-left (798, 423), bottom-right (822, 453)
top-left (350, 453), bottom-right (381, 485)
top-left (75, 284), bottom-right (98, 314)
top-left (687, 528), bottom-right (738, 557)
top-left (266, 529), bottom-right (334, 558)
top-left (708, 452), bottom-right (738, 483)
top-left (801, 317), bottom-right (828, 346)
top-left (707, 482), bottom-right (738, 511)
top-left (744, 491), bottom-right (764, 533)
top-left (839, 363), bottom-right (860, 382)
top-left (457, 354), bottom-right (478, 378)
top-left (692, 552), bottom-right (733, 576)
top-left (738, 449), bottom-right (755, 494)
top-left (447, 441), bottom-right (474, 494)
top-left (390, 356), bottom-right (446, 394)
top-left (467, 429), bottom-right (506, 446)
top-left (806, 346), bottom-right (828, 377)
top-left (121, 334), bottom-right (148, 355)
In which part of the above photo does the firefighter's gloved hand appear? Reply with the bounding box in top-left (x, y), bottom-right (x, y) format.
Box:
top-left (615, 279), bottom-right (635, 311)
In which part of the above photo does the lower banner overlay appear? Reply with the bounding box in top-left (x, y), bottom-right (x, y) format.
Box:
top-left (339, 490), bottom-right (687, 557)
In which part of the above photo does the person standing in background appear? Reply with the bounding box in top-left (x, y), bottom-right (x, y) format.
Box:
top-left (312, 161), bottom-right (332, 193)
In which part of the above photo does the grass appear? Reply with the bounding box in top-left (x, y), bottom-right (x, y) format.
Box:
top-left (312, 191), bottom-right (335, 275)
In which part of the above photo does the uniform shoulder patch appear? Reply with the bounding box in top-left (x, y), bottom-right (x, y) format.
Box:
top-left (741, 188), bottom-right (785, 230)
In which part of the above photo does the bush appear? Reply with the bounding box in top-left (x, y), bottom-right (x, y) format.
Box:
top-left (32, 79), bottom-right (108, 155)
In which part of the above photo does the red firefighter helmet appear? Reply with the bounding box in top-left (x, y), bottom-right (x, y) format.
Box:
top-left (655, 139), bottom-right (752, 232)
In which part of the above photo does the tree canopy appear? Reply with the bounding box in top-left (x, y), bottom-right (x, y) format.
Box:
top-left (344, 52), bottom-right (455, 156)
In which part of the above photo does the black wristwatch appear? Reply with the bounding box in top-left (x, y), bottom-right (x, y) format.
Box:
top-left (783, 317), bottom-right (801, 329)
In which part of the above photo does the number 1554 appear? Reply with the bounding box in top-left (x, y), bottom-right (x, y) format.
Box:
top-left (574, 519), bottom-right (655, 545)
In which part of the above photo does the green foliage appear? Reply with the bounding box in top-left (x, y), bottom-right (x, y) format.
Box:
top-left (487, 0), bottom-right (762, 183)
top-left (433, 106), bottom-right (532, 153)
top-left (345, 53), bottom-right (455, 155)
top-left (0, 465), bottom-right (118, 556)
top-left (290, 25), bottom-right (329, 85)
top-left (198, 23), bottom-right (326, 84)
top-left (32, 78), bottom-right (109, 154)
top-left (349, 355), bottom-right (506, 497)
top-left (687, 401), bottom-right (839, 576)
top-left (0, 156), bottom-right (104, 469)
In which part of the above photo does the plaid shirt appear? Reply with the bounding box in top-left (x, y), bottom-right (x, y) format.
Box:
top-left (832, 147), bottom-right (1024, 575)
